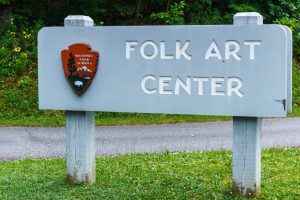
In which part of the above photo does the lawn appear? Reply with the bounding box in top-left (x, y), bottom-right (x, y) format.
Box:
top-left (0, 148), bottom-right (299, 199)
top-left (0, 113), bottom-right (231, 127)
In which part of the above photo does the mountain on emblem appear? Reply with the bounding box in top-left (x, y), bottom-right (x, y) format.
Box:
top-left (61, 43), bottom-right (99, 95)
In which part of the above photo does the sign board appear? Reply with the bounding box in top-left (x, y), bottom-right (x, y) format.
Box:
top-left (38, 25), bottom-right (291, 117)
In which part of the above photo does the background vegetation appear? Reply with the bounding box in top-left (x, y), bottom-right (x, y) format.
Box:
top-left (1, 0), bottom-right (300, 126)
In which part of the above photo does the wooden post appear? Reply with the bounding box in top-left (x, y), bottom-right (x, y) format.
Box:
top-left (64, 16), bottom-right (96, 184)
top-left (232, 12), bottom-right (262, 197)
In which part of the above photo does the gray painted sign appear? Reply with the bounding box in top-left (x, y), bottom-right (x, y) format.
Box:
top-left (38, 25), bottom-right (291, 117)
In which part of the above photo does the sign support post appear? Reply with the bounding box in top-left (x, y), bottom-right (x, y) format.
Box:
top-left (232, 12), bottom-right (262, 197)
top-left (64, 16), bottom-right (96, 184)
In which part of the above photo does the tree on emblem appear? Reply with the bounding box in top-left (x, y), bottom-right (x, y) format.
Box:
top-left (67, 53), bottom-right (77, 77)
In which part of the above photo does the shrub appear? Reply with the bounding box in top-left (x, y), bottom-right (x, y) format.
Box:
top-left (0, 15), bottom-right (43, 78)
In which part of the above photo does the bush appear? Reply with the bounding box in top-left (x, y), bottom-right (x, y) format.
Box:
top-left (0, 15), bottom-right (42, 78)
top-left (0, 15), bottom-right (47, 120)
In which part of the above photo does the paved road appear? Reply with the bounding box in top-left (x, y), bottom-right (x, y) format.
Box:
top-left (0, 118), bottom-right (299, 160)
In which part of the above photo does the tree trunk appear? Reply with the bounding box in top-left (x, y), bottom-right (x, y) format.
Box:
top-left (134, 0), bottom-right (144, 24)
top-left (0, 5), bottom-right (11, 27)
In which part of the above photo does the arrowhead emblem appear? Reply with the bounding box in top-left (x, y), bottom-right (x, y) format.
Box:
top-left (61, 43), bottom-right (99, 95)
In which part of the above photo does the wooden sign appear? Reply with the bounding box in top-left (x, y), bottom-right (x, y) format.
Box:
top-left (39, 25), bottom-right (291, 117)
top-left (61, 43), bottom-right (99, 95)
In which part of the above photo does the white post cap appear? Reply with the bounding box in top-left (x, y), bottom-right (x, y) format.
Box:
top-left (64, 15), bottom-right (94, 27)
top-left (234, 12), bottom-right (263, 25)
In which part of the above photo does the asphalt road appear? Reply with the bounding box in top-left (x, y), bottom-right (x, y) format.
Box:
top-left (0, 118), bottom-right (299, 160)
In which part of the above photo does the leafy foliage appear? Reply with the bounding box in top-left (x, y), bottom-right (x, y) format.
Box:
top-left (0, 15), bottom-right (42, 77)
top-left (0, 0), bottom-right (10, 5)
top-left (150, 1), bottom-right (186, 25)
top-left (291, 62), bottom-right (300, 113)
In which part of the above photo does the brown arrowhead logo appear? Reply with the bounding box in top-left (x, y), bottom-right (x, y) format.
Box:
top-left (61, 43), bottom-right (99, 95)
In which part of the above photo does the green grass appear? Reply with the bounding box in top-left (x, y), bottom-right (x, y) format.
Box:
top-left (95, 114), bottom-right (231, 126)
top-left (0, 113), bottom-right (231, 127)
top-left (0, 148), bottom-right (299, 199)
